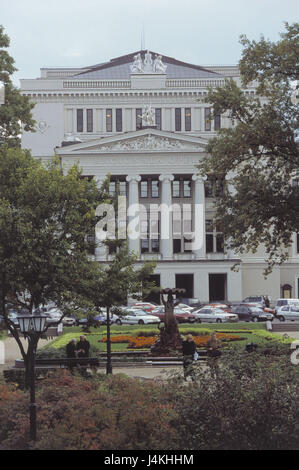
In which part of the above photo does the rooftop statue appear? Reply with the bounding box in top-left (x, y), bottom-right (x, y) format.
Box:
top-left (153, 54), bottom-right (167, 73)
top-left (130, 53), bottom-right (144, 73)
top-left (130, 51), bottom-right (167, 74)
top-left (143, 50), bottom-right (153, 72)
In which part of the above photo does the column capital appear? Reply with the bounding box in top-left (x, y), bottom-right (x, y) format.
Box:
top-left (192, 174), bottom-right (207, 183)
top-left (126, 174), bottom-right (141, 183)
top-left (159, 174), bottom-right (174, 182)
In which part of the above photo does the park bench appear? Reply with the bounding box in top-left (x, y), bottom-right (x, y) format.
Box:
top-left (14, 357), bottom-right (100, 369)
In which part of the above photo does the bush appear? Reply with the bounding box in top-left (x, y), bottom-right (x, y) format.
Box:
top-left (169, 345), bottom-right (299, 450)
top-left (0, 371), bottom-right (179, 450)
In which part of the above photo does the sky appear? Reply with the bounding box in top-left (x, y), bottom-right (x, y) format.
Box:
top-left (0, 0), bottom-right (298, 86)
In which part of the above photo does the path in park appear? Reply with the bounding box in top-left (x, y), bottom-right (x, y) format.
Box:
top-left (0, 336), bottom-right (182, 380)
top-left (1, 328), bottom-right (298, 380)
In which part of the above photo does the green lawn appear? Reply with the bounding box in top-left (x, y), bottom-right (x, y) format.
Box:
top-left (41, 322), bottom-right (292, 355)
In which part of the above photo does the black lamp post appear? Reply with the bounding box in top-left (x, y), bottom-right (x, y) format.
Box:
top-left (17, 314), bottom-right (48, 442)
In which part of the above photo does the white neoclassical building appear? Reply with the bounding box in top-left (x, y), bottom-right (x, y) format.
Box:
top-left (20, 50), bottom-right (299, 303)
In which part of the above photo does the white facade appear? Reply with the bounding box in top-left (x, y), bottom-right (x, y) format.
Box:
top-left (20, 50), bottom-right (299, 303)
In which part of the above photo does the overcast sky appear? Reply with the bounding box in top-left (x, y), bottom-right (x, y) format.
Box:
top-left (1, 0), bottom-right (298, 86)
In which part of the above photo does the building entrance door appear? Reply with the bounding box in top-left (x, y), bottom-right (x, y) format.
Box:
top-left (209, 274), bottom-right (227, 302)
top-left (175, 274), bottom-right (194, 299)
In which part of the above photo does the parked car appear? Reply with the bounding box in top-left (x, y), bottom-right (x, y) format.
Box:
top-left (231, 305), bottom-right (274, 322)
top-left (151, 306), bottom-right (197, 323)
top-left (276, 305), bottom-right (299, 322)
top-left (241, 303), bottom-right (276, 316)
top-left (241, 296), bottom-right (271, 308)
top-left (176, 303), bottom-right (195, 313)
top-left (131, 302), bottom-right (158, 312)
top-left (44, 308), bottom-right (76, 326)
top-left (201, 303), bottom-right (231, 313)
top-left (192, 307), bottom-right (238, 323)
top-left (94, 312), bottom-right (121, 325)
top-left (179, 298), bottom-right (201, 306)
top-left (117, 309), bottom-right (160, 325)
top-left (274, 298), bottom-right (299, 315)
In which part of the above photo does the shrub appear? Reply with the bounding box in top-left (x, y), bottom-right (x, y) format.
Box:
top-left (169, 346), bottom-right (299, 450)
top-left (0, 371), bottom-right (179, 450)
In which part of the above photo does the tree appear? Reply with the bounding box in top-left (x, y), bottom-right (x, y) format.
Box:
top-left (198, 22), bottom-right (299, 274)
top-left (93, 182), bottom-right (157, 373)
top-left (0, 146), bottom-right (107, 384)
top-left (0, 26), bottom-right (35, 146)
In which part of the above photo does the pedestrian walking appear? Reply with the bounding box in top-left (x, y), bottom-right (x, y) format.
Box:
top-left (182, 334), bottom-right (197, 381)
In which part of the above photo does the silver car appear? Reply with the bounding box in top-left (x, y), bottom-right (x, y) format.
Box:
top-left (119, 309), bottom-right (160, 325)
top-left (192, 307), bottom-right (239, 323)
top-left (276, 305), bottom-right (299, 322)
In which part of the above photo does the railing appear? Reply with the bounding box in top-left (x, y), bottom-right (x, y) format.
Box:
top-left (63, 80), bottom-right (131, 89)
top-left (166, 79), bottom-right (226, 88)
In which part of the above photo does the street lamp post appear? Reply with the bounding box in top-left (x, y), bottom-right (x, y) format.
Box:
top-left (17, 314), bottom-right (48, 442)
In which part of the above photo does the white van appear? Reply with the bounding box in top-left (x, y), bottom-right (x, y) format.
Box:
top-left (274, 298), bottom-right (299, 314)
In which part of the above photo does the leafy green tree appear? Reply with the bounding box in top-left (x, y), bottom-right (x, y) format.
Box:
top-left (0, 25), bottom-right (35, 146)
top-left (0, 146), bottom-right (107, 384)
top-left (198, 22), bottom-right (299, 274)
top-left (92, 181), bottom-right (157, 373)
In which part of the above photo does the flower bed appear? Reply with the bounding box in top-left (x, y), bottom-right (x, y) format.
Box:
top-left (100, 332), bottom-right (244, 349)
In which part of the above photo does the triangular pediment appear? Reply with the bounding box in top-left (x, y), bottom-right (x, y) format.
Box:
top-left (58, 129), bottom-right (207, 154)
top-left (72, 50), bottom-right (223, 80)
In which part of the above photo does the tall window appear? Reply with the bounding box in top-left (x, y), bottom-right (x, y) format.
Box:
top-left (155, 108), bottom-right (162, 130)
top-left (116, 108), bottom-right (122, 132)
top-left (297, 234), bottom-right (299, 254)
top-left (86, 109), bottom-right (93, 133)
top-left (183, 179), bottom-right (191, 197)
top-left (214, 114), bottom-right (221, 130)
top-left (204, 108), bottom-right (211, 131)
top-left (140, 181), bottom-right (148, 198)
top-left (172, 180), bottom-right (181, 198)
top-left (175, 108), bottom-right (181, 131)
top-left (118, 181), bottom-right (126, 196)
top-left (141, 212), bottom-right (160, 253)
top-left (185, 108), bottom-right (191, 131)
top-left (204, 176), bottom-right (225, 197)
top-left (172, 178), bottom-right (192, 198)
top-left (136, 108), bottom-right (142, 130)
top-left (206, 220), bottom-right (224, 253)
top-left (151, 180), bottom-right (159, 198)
top-left (106, 109), bottom-right (112, 132)
top-left (77, 109), bottom-right (83, 132)
top-left (108, 181), bottom-right (116, 196)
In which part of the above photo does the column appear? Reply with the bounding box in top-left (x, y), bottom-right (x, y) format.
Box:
top-left (94, 178), bottom-right (108, 261)
top-left (225, 173), bottom-right (237, 258)
top-left (192, 175), bottom-right (206, 259)
top-left (159, 174), bottom-right (174, 260)
top-left (126, 174), bottom-right (141, 256)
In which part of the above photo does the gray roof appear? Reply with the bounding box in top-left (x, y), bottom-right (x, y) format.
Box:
top-left (71, 51), bottom-right (224, 80)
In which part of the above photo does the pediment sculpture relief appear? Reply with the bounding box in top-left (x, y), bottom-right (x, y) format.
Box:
top-left (98, 134), bottom-right (203, 152)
